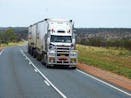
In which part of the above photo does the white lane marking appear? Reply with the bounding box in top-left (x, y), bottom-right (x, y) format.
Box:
top-left (44, 80), bottom-right (50, 86)
top-left (29, 61), bottom-right (32, 65)
top-left (34, 69), bottom-right (38, 72)
top-left (20, 49), bottom-right (67, 98)
top-left (25, 57), bottom-right (28, 60)
top-left (76, 69), bottom-right (131, 96)
top-left (23, 54), bottom-right (26, 57)
top-left (0, 49), bottom-right (4, 55)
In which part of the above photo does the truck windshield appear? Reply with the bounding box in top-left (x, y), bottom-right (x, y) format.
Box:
top-left (51, 35), bottom-right (72, 43)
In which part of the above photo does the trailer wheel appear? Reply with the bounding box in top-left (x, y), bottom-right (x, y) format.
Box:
top-left (33, 49), bottom-right (37, 58)
top-left (28, 46), bottom-right (30, 54)
top-left (28, 46), bottom-right (31, 54)
top-left (37, 54), bottom-right (42, 61)
top-left (30, 48), bottom-right (33, 56)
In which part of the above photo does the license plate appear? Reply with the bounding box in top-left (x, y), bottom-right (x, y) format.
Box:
top-left (60, 55), bottom-right (65, 57)
top-left (59, 56), bottom-right (67, 60)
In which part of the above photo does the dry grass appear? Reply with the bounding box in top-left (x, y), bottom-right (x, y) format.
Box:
top-left (0, 41), bottom-right (27, 52)
top-left (0, 47), bottom-right (3, 51)
top-left (77, 44), bottom-right (131, 78)
top-left (0, 41), bottom-right (27, 47)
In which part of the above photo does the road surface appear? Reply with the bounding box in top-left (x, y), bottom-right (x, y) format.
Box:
top-left (0, 46), bottom-right (131, 98)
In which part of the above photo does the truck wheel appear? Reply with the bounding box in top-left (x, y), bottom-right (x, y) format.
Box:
top-left (69, 66), bottom-right (76, 69)
top-left (33, 49), bottom-right (37, 58)
top-left (41, 54), bottom-right (46, 64)
top-left (28, 47), bottom-right (30, 54)
top-left (37, 54), bottom-right (42, 61)
top-left (28, 46), bottom-right (31, 54)
top-left (46, 64), bottom-right (50, 68)
top-left (72, 66), bottom-right (76, 69)
top-left (42, 54), bottom-right (49, 68)
top-left (30, 48), bottom-right (33, 56)
top-left (42, 60), bottom-right (50, 68)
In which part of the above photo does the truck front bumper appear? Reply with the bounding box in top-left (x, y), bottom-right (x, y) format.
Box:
top-left (47, 47), bottom-right (78, 66)
top-left (47, 56), bottom-right (77, 66)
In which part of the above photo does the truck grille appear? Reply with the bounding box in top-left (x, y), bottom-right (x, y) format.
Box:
top-left (57, 53), bottom-right (69, 56)
top-left (56, 46), bottom-right (71, 57)
top-left (57, 47), bottom-right (69, 50)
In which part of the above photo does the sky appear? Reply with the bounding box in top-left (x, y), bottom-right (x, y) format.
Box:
top-left (0, 0), bottom-right (131, 27)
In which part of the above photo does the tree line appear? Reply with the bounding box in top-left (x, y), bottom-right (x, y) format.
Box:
top-left (77, 37), bottom-right (131, 50)
top-left (1, 27), bottom-right (131, 50)
top-left (0, 28), bottom-right (22, 45)
top-left (75, 28), bottom-right (131, 50)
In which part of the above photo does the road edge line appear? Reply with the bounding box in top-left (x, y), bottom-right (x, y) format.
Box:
top-left (44, 80), bottom-right (50, 86)
top-left (76, 69), bottom-right (131, 96)
top-left (20, 49), bottom-right (67, 98)
top-left (0, 49), bottom-right (4, 55)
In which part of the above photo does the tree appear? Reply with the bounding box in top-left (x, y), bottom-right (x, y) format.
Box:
top-left (5, 28), bottom-right (17, 42)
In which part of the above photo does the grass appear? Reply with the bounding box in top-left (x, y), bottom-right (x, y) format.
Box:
top-left (77, 44), bottom-right (131, 79)
top-left (0, 41), bottom-right (27, 47)
top-left (0, 41), bottom-right (27, 51)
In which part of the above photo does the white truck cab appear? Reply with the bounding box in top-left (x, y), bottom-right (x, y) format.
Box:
top-left (28, 18), bottom-right (78, 68)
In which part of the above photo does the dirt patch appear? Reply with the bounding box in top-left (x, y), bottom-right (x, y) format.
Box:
top-left (0, 47), bottom-right (4, 52)
top-left (77, 63), bottom-right (131, 91)
top-left (0, 48), bottom-right (3, 51)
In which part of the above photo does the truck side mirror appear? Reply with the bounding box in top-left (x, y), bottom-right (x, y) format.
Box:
top-left (72, 33), bottom-right (76, 44)
top-left (72, 39), bottom-right (75, 45)
top-left (48, 30), bottom-right (50, 32)
top-left (73, 30), bottom-right (77, 33)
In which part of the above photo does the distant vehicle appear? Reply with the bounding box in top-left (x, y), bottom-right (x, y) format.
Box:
top-left (28, 18), bottom-right (78, 68)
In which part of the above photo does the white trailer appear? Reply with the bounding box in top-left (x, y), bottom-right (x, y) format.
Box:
top-left (28, 18), bottom-right (78, 68)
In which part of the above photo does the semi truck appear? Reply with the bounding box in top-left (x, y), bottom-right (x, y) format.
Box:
top-left (28, 18), bottom-right (78, 68)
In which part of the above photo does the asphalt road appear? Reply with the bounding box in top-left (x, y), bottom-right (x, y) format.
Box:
top-left (0, 46), bottom-right (131, 98)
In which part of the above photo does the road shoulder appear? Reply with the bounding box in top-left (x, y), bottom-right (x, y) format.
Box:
top-left (0, 47), bottom-right (3, 51)
top-left (77, 63), bottom-right (131, 91)
top-left (0, 47), bottom-right (4, 54)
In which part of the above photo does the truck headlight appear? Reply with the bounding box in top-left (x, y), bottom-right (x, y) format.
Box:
top-left (70, 51), bottom-right (77, 58)
top-left (48, 50), bottom-right (55, 57)
top-left (49, 43), bottom-right (55, 50)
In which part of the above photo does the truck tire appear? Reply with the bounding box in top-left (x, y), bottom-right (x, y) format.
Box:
top-left (41, 54), bottom-right (49, 68)
top-left (30, 48), bottom-right (33, 56)
top-left (69, 65), bottom-right (76, 69)
top-left (46, 64), bottom-right (50, 68)
top-left (28, 46), bottom-right (31, 54)
top-left (37, 54), bottom-right (42, 61)
top-left (28, 46), bottom-right (30, 54)
top-left (41, 54), bottom-right (46, 63)
top-left (71, 66), bottom-right (76, 69)
top-left (33, 49), bottom-right (37, 58)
